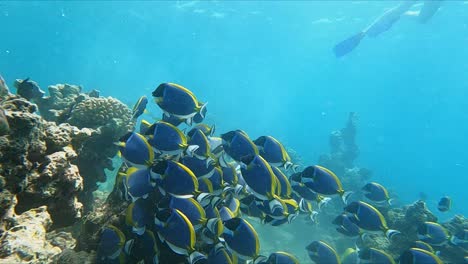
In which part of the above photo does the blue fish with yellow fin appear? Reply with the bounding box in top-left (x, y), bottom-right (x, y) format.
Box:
top-left (306, 240), bottom-right (340, 264)
top-left (158, 196), bottom-right (207, 231)
top-left (97, 225), bottom-right (127, 263)
top-left (150, 160), bottom-right (199, 198)
top-left (125, 199), bottom-right (153, 235)
top-left (300, 165), bottom-right (352, 204)
top-left (254, 136), bottom-right (296, 171)
top-left (240, 154), bottom-right (277, 201)
top-left (437, 196), bottom-right (451, 212)
top-left (152, 82), bottom-right (207, 123)
top-left (131, 95), bottom-right (148, 120)
top-left (399, 248), bottom-right (443, 264)
top-left (362, 182), bottom-right (392, 205)
top-left (116, 132), bottom-right (154, 168)
top-left (153, 208), bottom-right (197, 257)
top-left (222, 217), bottom-right (260, 260)
top-left (121, 167), bottom-right (155, 202)
top-left (123, 230), bottom-right (159, 264)
top-left (417, 222), bottom-right (449, 246)
top-left (344, 201), bottom-right (400, 239)
top-left (187, 128), bottom-right (212, 159)
top-left (147, 121), bottom-right (198, 156)
top-left (221, 130), bottom-right (259, 163)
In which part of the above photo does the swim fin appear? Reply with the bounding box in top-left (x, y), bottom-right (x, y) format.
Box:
top-left (333, 31), bottom-right (365, 58)
top-left (418, 0), bottom-right (443, 24)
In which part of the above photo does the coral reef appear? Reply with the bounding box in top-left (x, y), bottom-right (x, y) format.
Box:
top-left (0, 94), bottom-right (84, 227)
top-left (0, 75), bottom-right (133, 263)
top-left (0, 206), bottom-right (62, 263)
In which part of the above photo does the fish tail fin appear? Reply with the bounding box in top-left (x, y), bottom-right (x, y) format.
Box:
top-left (292, 164), bottom-right (300, 173)
top-left (333, 31), bottom-right (365, 58)
top-left (318, 196), bottom-right (331, 211)
top-left (341, 191), bottom-right (353, 204)
top-left (199, 102), bottom-right (208, 118)
top-left (309, 211), bottom-right (319, 223)
top-left (185, 117), bottom-right (193, 126)
top-left (114, 142), bottom-right (125, 147)
top-left (188, 251), bottom-right (207, 264)
top-left (210, 124), bottom-right (216, 136)
top-left (252, 255), bottom-right (269, 264)
top-left (388, 198), bottom-right (394, 206)
top-left (185, 145), bottom-right (199, 157)
top-left (385, 229), bottom-right (401, 240)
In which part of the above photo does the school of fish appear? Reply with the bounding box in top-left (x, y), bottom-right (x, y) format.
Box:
top-left (97, 82), bottom-right (466, 264)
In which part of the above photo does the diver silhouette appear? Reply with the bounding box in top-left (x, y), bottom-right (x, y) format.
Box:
top-left (333, 0), bottom-right (443, 58)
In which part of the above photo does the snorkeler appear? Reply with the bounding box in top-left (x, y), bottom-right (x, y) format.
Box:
top-left (333, 0), bottom-right (443, 58)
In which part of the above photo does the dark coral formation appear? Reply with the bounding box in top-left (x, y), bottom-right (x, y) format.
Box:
top-left (0, 94), bottom-right (84, 227)
top-left (0, 75), bottom-right (133, 262)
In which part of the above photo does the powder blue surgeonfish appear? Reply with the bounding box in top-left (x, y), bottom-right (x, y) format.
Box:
top-left (147, 121), bottom-right (198, 156)
top-left (240, 154), bottom-right (277, 201)
top-left (154, 208), bottom-right (197, 257)
top-left (124, 230), bottom-right (159, 264)
top-left (221, 130), bottom-right (259, 163)
top-left (399, 248), bottom-right (443, 264)
top-left (300, 165), bottom-right (352, 204)
top-left (187, 128), bottom-right (212, 159)
top-left (222, 217), bottom-right (260, 260)
top-left (362, 182), bottom-right (392, 205)
top-left (121, 167), bottom-right (155, 202)
top-left (306, 240), bottom-right (340, 264)
top-left (150, 160), bottom-right (199, 198)
top-left (132, 95), bottom-right (148, 120)
top-left (417, 222), bottom-right (450, 246)
top-left (152, 82), bottom-right (207, 123)
top-left (180, 155), bottom-right (216, 180)
top-left (97, 225), bottom-right (127, 263)
top-left (344, 201), bottom-right (400, 239)
top-left (126, 199), bottom-right (153, 235)
top-left (117, 132), bottom-right (154, 168)
top-left (253, 136), bottom-right (296, 171)
top-left (158, 196), bottom-right (207, 231)
top-left (437, 196), bottom-right (451, 212)
top-left (332, 213), bottom-right (361, 238)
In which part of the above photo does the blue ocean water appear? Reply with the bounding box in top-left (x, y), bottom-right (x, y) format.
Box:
top-left (1, 0), bottom-right (466, 222)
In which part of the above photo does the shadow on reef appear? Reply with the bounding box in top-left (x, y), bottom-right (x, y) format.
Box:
top-left (0, 74), bottom-right (132, 263)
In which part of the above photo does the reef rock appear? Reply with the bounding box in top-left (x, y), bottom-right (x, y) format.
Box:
top-left (0, 94), bottom-right (84, 227)
top-left (35, 83), bottom-right (83, 123)
top-left (0, 206), bottom-right (61, 263)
